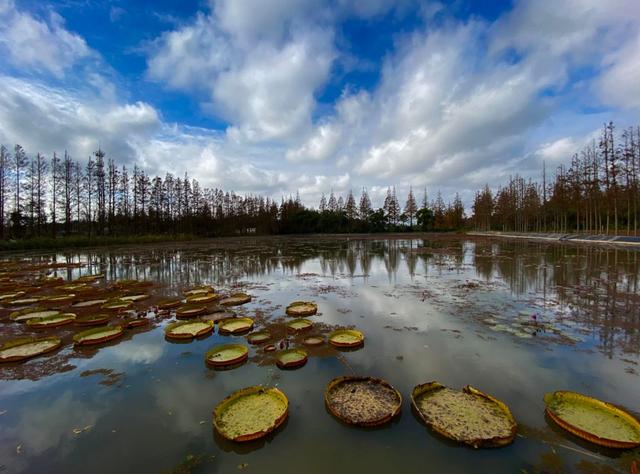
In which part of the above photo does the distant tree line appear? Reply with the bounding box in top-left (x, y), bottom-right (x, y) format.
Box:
top-left (0, 144), bottom-right (466, 241)
top-left (471, 122), bottom-right (640, 235)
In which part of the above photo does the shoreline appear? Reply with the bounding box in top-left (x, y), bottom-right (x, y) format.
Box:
top-left (468, 231), bottom-right (640, 247)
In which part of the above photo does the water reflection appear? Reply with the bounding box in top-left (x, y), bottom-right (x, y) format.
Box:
top-left (1, 236), bottom-right (639, 473)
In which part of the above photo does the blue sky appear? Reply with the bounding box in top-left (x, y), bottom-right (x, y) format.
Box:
top-left (0, 0), bottom-right (638, 207)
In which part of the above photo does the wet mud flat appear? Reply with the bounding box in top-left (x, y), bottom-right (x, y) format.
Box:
top-left (0, 235), bottom-right (638, 473)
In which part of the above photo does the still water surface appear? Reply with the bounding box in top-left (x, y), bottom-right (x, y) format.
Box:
top-left (1, 236), bottom-right (639, 473)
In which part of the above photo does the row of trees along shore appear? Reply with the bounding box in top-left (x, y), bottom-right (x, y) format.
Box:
top-left (0, 144), bottom-right (465, 241)
top-left (472, 122), bottom-right (640, 235)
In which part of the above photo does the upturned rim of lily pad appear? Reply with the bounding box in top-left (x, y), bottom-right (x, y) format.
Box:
top-left (328, 328), bottom-right (365, 348)
top-left (9, 308), bottom-right (60, 322)
top-left (285, 301), bottom-right (318, 316)
top-left (26, 312), bottom-right (76, 328)
top-left (73, 325), bottom-right (124, 346)
top-left (157, 298), bottom-right (182, 310)
top-left (175, 304), bottom-right (208, 318)
top-left (205, 343), bottom-right (249, 367)
top-left (410, 381), bottom-right (517, 448)
top-left (544, 390), bottom-right (640, 449)
top-left (0, 336), bottom-right (63, 362)
top-left (213, 386), bottom-right (289, 442)
top-left (101, 299), bottom-right (133, 310)
top-left (276, 348), bottom-right (308, 369)
top-left (247, 331), bottom-right (271, 344)
top-left (75, 313), bottom-right (111, 326)
top-left (219, 293), bottom-right (252, 307)
top-left (325, 375), bottom-right (402, 427)
top-left (286, 318), bottom-right (313, 332)
top-left (164, 319), bottom-right (214, 340)
top-left (218, 317), bottom-right (254, 335)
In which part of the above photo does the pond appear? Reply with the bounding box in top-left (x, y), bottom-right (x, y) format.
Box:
top-left (0, 235), bottom-right (639, 473)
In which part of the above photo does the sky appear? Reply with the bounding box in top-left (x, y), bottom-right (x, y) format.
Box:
top-left (0, 0), bottom-right (638, 208)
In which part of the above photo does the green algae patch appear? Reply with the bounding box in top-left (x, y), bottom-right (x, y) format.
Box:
top-left (0, 336), bottom-right (62, 362)
top-left (213, 386), bottom-right (288, 442)
top-left (287, 318), bottom-right (312, 332)
top-left (325, 376), bottom-right (402, 427)
top-left (219, 293), bottom-right (252, 307)
top-left (285, 301), bottom-right (317, 317)
top-left (73, 325), bottom-right (124, 346)
top-left (26, 313), bottom-right (76, 328)
top-left (276, 348), bottom-right (308, 369)
top-left (247, 331), bottom-right (271, 345)
top-left (10, 308), bottom-right (60, 322)
top-left (328, 329), bottom-right (364, 348)
top-left (218, 317), bottom-right (254, 335)
top-left (544, 391), bottom-right (640, 449)
top-left (165, 320), bottom-right (214, 340)
top-left (411, 382), bottom-right (517, 448)
top-left (205, 343), bottom-right (249, 367)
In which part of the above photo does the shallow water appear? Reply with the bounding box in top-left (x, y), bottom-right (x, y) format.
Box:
top-left (0, 236), bottom-right (639, 473)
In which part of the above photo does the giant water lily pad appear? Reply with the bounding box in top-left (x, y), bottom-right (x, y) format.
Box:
top-left (285, 301), bottom-right (317, 317)
top-left (328, 329), bottom-right (364, 348)
top-left (101, 299), bottom-right (133, 311)
top-left (287, 318), bottom-right (312, 332)
top-left (183, 286), bottom-right (215, 297)
top-left (10, 309), bottom-right (60, 322)
top-left (213, 386), bottom-right (288, 442)
top-left (175, 304), bottom-right (207, 318)
top-left (276, 348), bottom-right (308, 369)
top-left (411, 382), bottom-right (517, 448)
top-left (247, 331), bottom-right (271, 345)
top-left (325, 376), bottom-right (402, 427)
top-left (186, 293), bottom-right (218, 304)
top-left (120, 294), bottom-right (149, 302)
top-left (165, 320), bottom-right (214, 340)
top-left (42, 294), bottom-right (75, 304)
top-left (7, 296), bottom-right (41, 306)
top-left (219, 293), bottom-right (251, 307)
top-left (73, 325), bottom-right (124, 346)
top-left (544, 391), bottom-right (640, 449)
top-left (0, 336), bottom-right (62, 362)
top-left (73, 299), bottom-right (108, 308)
top-left (0, 291), bottom-right (25, 301)
top-left (218, 317), bottom-right (254, 335)
top-left (205, 344), bottom-right (249, 367)
top-left (26, 313), bottom-right (76, 328)
top-left (75, 314), bottom-right (111, 326)
top-left (158, 298), bottom-right (182, 310)
top-left (303, 335), bottom-right (324, 346)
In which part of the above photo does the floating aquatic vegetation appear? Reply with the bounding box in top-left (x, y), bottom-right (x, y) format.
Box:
top-left (42, 294), bottom-right (75, 304)
top-left (76, 274), bottom-right (104, 283)
top-left (26, 313), bottom-right (76, 328)
top-left (101, 299), bottom-right (133, 311)
top-left (287, 318), bottom-right (312, 332)
top-left (213, 386), bottom-right (288, 442)
top-left (325, 376), bottom-right (402, 427)
top-left (9, 308), bottom-right (60, 322)
top-left (75, 314), bottom-right (111, 326)
top-left (328, 329), bottom-right (364, 348)
top-left (7, 296), bottom-right (41, 306)
top-left (186, 293), bottom-right (218, 304)
top-left (124, 317), bottom-right (149, 329)
top-left (175, 304), bottom-right (207, 318)
top-left (57, 283), bottom-right (91, 293)
top-left (247, 331), bottom-right (271, 344)
top-left (219, 293), bottom-right (252, 306)
top-left (73, 299), bottom-right (108, 308)
top-left (205, 344), bottom-right (249, 367)
top-left (218, 317), bottom-right (254, 335)
top-left (120, 294), bottom-right (150, 302)
top-left (73, 325), bottom-right (124, 346)
top-left (276, 348), bottom-right (308, 369)
top-left (411, 382), bottom-right (517, 448)
top-left (157, 298), bottom-right (182, 310)
top-left (303, 335), bottom-right (324, 346)
top-left (183, 286), bottom-right (215, 297)
top-left (0, 291), bottom-right (25, 301)
top-left (164, 320), bottom-right (214, 340)
top-left (285, 301), bottom-right (318, 317)
top-left (0, 336), bottom-right (62, 362)
top-left (544, 391), bottom-right (640, 449)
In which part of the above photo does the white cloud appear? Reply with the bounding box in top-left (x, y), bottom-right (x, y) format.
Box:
top-left (0, 0), bottom-right (91, 77)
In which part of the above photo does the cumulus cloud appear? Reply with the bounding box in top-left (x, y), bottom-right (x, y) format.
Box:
top-left (0, 0), bottom-right (91, 77)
